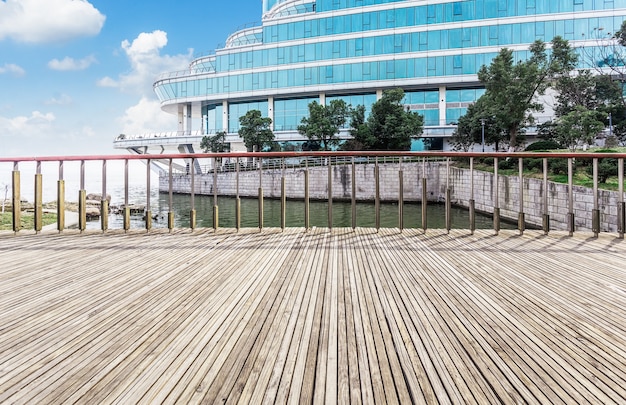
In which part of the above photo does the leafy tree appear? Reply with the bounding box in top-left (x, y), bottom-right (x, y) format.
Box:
top-left (477, 36), bottom-right (578, 150)
top-left (200, 131), bottom-right (229, 153)
top-left (350, 89), bottom-right (423, 150)
top-left (451, 98), bottom-right (505, 151)
top-left (297, 99), bottom-right (349, 151)
top-left (238, 109), bottom-right (274, 152)
top-left (553, 106), bottom-right (605, 151)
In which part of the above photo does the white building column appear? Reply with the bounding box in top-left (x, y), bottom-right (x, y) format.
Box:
top-left (186, 104), bottom-right (192, 135)
top-left (268, 96), bottom-right (274, 130)
top-left (177, 104), bottom-right (185, 134)
top-left (222, 100), bottom-right (229, 133)
top-left (319, 93), bottom-right (326, 105)
top-left (438, 86), bottom-right (446, 126)
top-left (376, 89), bottom-right (383, 100)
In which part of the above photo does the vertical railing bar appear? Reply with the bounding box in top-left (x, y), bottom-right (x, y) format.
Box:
top-left (101, 160), bottom-right (108, 232)
top-left (351, 156), bottom-right (356, 231)
top-left (422, 157), bottom-right (427, 234)
top-left (328, 156), bottom-right (333, 231)
top-left (79, 160), bottom-right (86, 232)
top-left (236, 157), bottom-right (241, 231)
top-left (168, 159), bottom-right (174, 232)
top-left (123, 159), bottom-right (130, 232)
top-left (469, 157), bottom-right (475, 235)
top-left (493, 157), bottom-right (500, 235)
top-left (146, 159), bottom-right (152, 232)
top-left (592, 158), bottom-right (599, 237)
top-left (518, 158), bottom-right (525, 235)
top-left (281, 157), bottom-right (286, 231)
top-left (542, 158), bottom-right (549, 234)
top-left (258, 157), bottom-right (263, 231)
top-left (375, 157), bottom-right (380, 231)
top-left (190, 157), bottom-right (196, 231)
top-left (568, 157), bottom-right (574, 236)
top-left (399, 156), bottom-right (404, 233)
top-left (12, 162), bottom-right (20, 233)
top-left (34, 161), bottom-right (42, 233)
top-left (213, 157), bottom-right (218, 231)
top-left (57, 161), bottom-right (65, 233)
top-left (445, 157), bottom-right (451, 233)
top-left (305, 157), bottom-right (310, 231)
top-left (618, 157), bottom-right (624, 239)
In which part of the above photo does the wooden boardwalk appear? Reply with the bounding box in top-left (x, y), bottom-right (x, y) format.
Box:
top-left (1, 228), bottom-right (625, 404)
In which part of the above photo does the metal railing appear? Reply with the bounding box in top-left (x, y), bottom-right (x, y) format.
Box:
top-left (1, 151), bottom-right (624, 238)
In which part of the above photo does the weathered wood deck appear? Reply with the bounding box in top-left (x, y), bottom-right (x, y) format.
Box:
top-left (1, 228), bottom-right (625, 404)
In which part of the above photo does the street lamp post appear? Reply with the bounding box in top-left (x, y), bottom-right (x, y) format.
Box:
top-left (480, 118), bottom-right (486, 152)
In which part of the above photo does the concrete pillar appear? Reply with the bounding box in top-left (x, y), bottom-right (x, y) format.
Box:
top-left (376, 89), bottom-right (383, 100)
top-left (177, 105), bottom-right (185, 134)
top-left (268, 96), bottom-right (274, 130)
top-left (223, 100), bottom-right (229, 133)
top-left (186, 104), bottom-right (192, 135)
top-left (439, 86), bottom-right (446, 126)
top-left (319, 93), bottom-right (326, 105)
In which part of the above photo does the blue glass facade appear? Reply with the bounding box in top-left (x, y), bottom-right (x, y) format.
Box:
top-left (154, 0), bottom-right (626, 150)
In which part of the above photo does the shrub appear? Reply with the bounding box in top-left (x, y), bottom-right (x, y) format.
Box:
top-left (548, 158), bottom-right (570, 175)
top-left (524, 140), bottom-right (562, 151)
top-left (524, 158), bottom-right (543, 171)
top-left (498, 158), bottom-right (517, 170)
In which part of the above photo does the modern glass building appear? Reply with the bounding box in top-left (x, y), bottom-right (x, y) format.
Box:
top-left (114, 0), bottom-right (626, 153)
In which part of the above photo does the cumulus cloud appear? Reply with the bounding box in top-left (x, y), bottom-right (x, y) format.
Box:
top-left (0, 63), bottom-right (25, 77)
top-left (118, 97), bottom-right (175, 135)
top-left (48, 55), bottom-right (97, 71)
top-left (99, 30), bottom-right (192, 96)
top-left (0, 0), bottom-right (105, 44)
top-left (0, 111), bottom-right (56, 138)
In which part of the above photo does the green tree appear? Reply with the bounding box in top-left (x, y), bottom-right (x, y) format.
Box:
top-left (350, 89), bottom-right (423, 150)
top-left (553, 106), bottom-right (605, 151)
top-left (477, 36), bottom-right (577, 150)
top-left (238, 109), bottom-right (274, 152)
top-left (200, 131), bottom-right (229, 153)
top-left (451, 98), bottom-right (505, 151)
top-left (297, 99), bottom-right (349, 151)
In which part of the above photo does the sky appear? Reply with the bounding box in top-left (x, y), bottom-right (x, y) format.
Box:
top-left (0, 0), bottom-right (261, 158)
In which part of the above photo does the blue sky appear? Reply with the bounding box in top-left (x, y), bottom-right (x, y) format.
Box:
top-left (0, 0), bottom-right (261, 157)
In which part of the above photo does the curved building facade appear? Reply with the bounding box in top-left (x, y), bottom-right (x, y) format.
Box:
top-left (115, 0), bottom-right (626, 153)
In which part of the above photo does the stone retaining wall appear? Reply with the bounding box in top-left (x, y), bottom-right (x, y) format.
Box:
top-left (160, 162), bottom-right (625, 232)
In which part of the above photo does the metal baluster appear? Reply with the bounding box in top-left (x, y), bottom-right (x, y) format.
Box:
top-left (399, 156), bottom-right (404, 232)
top-left (258, 158), bottom-right (263, 231)
top-left (123, 159), bottom-right (130, 232)
top-left (422, 157), bottom-right (427, 233)
top-left (328, 156), bottom-right (333, 230)
top-left (79, 160), bottom-right (86, 232)
top-left (469, 157), bottom-right (475, 235)
top-left (12, 162), bottom-right (20, 233)
top-left (375, 157), bottom-right (380, 231)
top-left (304, 158), bottom-right (310, 231)
top-left (34, 161), bottom-right (42, 233)
top-left (281, 158), bottom-right (286, 230)
top-left (618, 157), bottom-right (624, 239)
top-left (493, 157), bottom-right (500, 234)
top-left (190, 157), bottom-right (196, 230)
top-left (146, 159), bottom-right (152, 232)
top-left (351, 157), bottom-right (356, 231)
top-left (445, 158), bottom-right (451, 233)
top-left (542, 158), bottom-right (549, 234)
top-left (592, 158), bottom-right (600, 237)
top-left (236, 157), bottom-right (241, 231)
top-left (101, 160), bottom-right (108, 232)
top-left (568, 157), bottom-right (574, 236)
top-left (518, 158), bottom-right (525, 235)
top-left (168, 159), bottom-right (174, 232)
top-left (57, 161), bottom-right (65, 233)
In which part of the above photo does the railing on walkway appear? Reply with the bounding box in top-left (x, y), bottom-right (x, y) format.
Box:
top-left (1, 152), bottom-right (625, 238)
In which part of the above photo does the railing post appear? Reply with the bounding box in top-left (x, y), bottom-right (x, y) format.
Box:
top-left (34, 161), bottom-right (43, 233)
top-left (568, 157), bottom-right (574, 236)
top-left (328, 156), bottom-right (333, 230)
top-left (618, 157), bottom-right (624, 239)
top-left (236, 157), bottom-right (241, 231)
top-left (592, 158), bottom-right (600, 237)
top-left (145, 159), bottom-right (152, 232)
top-left (422, 157), bottom-right (427, 233)
top-left (79, 160), bottom-right (86, 232)
top-left (375, 157), bottom-right (380, 231)
top-left (57, 161), bottom-right (65, 233)
top-left (12, 162), bottom-right (20, 233)
top-left (123, 159), bottom-right (130, 232)
top-left (351, 157), bottom-right (356, 230)
top-left (469, 157), bottom-right (475, 235)
top-left (213, 157), bottom-right (219, 231)
top-left (304, 159), bottom-right (310, 231)
top-left (542, 158), bottom-right (549, 234)
top-left (190, 157), bottom-right (196, 230)
top-left (101, 160), bottom-right (108, 232)
top-left (258, 158), bottom-right (263, 231)
top-left (399, 157), bottom-right (404, 232)
top-left (168, 159), bottom-right (174, 232)
top-left (281, 158), bottom-right (286, 231)
top-left (445, 158), bottom-right (451, 233)
top-left (518, 158), bottom-right (525, 235)
top-left (493, 157), bottom-right (500, 234)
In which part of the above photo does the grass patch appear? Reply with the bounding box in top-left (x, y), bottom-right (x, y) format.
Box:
top-left (0, 212), bottom-right (57, 231)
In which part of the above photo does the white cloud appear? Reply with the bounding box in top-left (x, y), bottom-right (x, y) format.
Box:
top-left (48, 55), bottom-right (97, 71)
top-left (99, 30), bottom-right (192, 96)
top-left (0, 0), bottom-right (105, 44)
top-left (118, 97), bottom-right (175, 135)
top-left (0, 111), bottom-right (56, 139)
top-left (0, 63), bottom-right (25, 77)
top-left (45, 94), bottom-right (73, 106)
